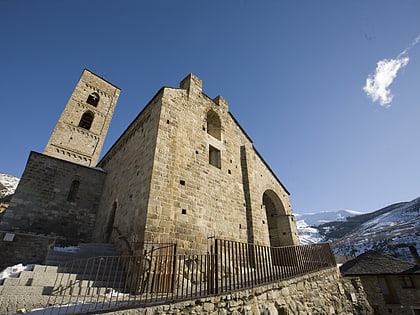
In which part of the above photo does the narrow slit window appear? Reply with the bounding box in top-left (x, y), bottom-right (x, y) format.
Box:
top-left (86, 92), bottom-right (100, 106)
top-left (67, 180), bottom-right (80, 202)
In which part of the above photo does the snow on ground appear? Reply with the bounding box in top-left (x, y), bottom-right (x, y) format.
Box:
top-left (0, 263), bottom-right (34, 284)
top-left (52, 246), bottom-right (80, 253)
top-left (19, 291), bottom-right (131, 315)
top-left (20, 303), bottom-right (103, 315)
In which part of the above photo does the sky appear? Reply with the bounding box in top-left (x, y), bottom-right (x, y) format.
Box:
top-left (1, 1), bottom-right (420, 214)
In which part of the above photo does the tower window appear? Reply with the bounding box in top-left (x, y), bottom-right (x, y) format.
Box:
top-left (67, 180), bottom-right (80, 202)
top-left (206, 110), bottom-right (221, 140)
top-left (78, 111), bottom-right (94, 130)
top-left (209, 145), bottom-right (221, 169)
top-left (86, 92), bottom-right (100, 106)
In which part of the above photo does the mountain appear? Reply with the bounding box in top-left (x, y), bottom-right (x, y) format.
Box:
top-left (295, 209), bottom-right (366, 244)
top-left (296, 197), bottom-right (420, 262)
top-left (0, 173), bottom-right (19, 198)
top-left (0, 173), bottom-right (20, 213)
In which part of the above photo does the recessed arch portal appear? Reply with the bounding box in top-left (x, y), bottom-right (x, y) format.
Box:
top-left (263, 189), bottom-right (293, 247)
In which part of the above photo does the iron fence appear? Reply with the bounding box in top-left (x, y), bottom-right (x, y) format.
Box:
top-left (42, 240), bottom-right (336, 314)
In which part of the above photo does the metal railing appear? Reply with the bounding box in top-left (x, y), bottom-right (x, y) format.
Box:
top-left (42, 240), bottom-right (336, 314)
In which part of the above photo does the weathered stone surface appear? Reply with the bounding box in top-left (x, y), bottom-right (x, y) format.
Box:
top-left (0, 72), bottom-right (374, 315)
top-left (91, 268), bottom-right (374, 315)
top-left (0, 232), bottom-right (54, 270)
top-left (93, 73), bottom-right (300, 254)
top-left (0, 152), bottom-right (106, 242)
top-left (44, 69), bottom-right (120, 167)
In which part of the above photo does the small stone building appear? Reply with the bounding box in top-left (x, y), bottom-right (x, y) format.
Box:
top-left (340, 250), bottom-right (420, 315)
top-left (0, 69), bottom-right (299, 257)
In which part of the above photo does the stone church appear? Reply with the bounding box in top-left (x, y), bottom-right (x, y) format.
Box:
top-left (0, 69), bottom-right (299, 256)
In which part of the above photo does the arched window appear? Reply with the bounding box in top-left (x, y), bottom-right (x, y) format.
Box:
top-left (206, 110), bottom-right (221, 140)
top-left (86, 92), bottom-right (100, 106)
top-left (67, 180), bottom-right (80, 202)
top-left (78, 111), bottom-right (94, 130)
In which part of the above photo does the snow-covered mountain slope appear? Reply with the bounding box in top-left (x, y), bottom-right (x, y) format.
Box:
top-left (296, 197), bottom-right (420, 262)
top-left (296, 219), bottom-right (324, 244)
top-left (0, 173), bottom-right (19, 199)
top-left (295, 209), bottom-right (366, 226)
top-left (295, 210), bottom-right (366, 244)
top-left (331, 197), bottom-right (420, 262)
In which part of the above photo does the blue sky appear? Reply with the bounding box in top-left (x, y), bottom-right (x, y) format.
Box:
top-left (1, 1), bottom-right (420, 214)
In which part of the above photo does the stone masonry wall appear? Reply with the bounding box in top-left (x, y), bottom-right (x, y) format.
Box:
top-left (44, 69), bottom-right (120, 167)
top-left (100, 267), bottom-right (374, 315)
top-left (94, 91), bottom-right (164, 252)
top-left (0, 231), bottom-right (55, 270)
top-left (144, 75), bottom-right (297, 253)
top-left (0, 152), bottom-right (106, 242)
top-left (93, 74), bottom-right (299, 255)
top-left (357, 275), bottom-right (420, 315)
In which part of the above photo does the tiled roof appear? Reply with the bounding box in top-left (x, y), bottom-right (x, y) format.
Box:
top-left (340, 251), bottom-right (420, 276)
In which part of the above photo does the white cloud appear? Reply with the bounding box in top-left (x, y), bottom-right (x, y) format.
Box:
top-left (399, 34), bottom-right (420, 57)
top-left (363, 57), bottom-right (409, 107)
top-left (364, 34), bottom-right (420, 107)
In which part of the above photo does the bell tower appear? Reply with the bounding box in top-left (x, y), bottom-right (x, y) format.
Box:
top-left (44, 69), bottom-right (120, 166)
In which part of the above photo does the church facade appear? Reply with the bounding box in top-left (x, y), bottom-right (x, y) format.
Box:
top-left (1, 70), bottom-right (299, 255)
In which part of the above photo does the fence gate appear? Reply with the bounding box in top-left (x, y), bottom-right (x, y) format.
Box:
top-left (123, 242), bottom-right (177, 294)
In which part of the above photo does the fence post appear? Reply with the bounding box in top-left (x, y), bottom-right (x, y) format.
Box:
top-left (207, 240), bottom-right (216, 295)
top-left (171, 243), bottom-right (177, 293)
top-left (215, 238), bottom-right (219, 294)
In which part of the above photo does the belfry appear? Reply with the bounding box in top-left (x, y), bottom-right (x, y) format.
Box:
top-left (44, 69), bottom-right (120, 166)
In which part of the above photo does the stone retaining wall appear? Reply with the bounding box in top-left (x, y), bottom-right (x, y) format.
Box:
top-left (102, 267), bottom-right (374, 315)
top-left (0, 231), bottom-right (55, 270)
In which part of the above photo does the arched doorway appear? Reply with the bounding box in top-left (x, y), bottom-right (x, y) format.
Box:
top-left (263, 190), bottom-right (293, 247)
top-left (105, 201), bottom-right (117, 242)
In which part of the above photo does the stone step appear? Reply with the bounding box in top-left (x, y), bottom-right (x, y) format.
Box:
top-left (1, 277), bottom-right (19, 286)
top-left (48, 248), bottom-right (118, 257)
top-left (0, 284), bottom-right (53, 296)
top-left (0, 243), bottom-right (127, 304)
top-left (51, 285), bottom-right (111, 296)
top-left (45, 243), bottom-right (119, 266)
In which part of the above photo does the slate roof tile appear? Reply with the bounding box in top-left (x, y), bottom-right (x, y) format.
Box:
top-left (340, 251), bottom-right (420, 275)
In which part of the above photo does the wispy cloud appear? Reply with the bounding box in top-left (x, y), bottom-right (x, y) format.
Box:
top-left (363, 35), bottom-right (420, 107)
top-left (363, 57), bottom-right (409, 107)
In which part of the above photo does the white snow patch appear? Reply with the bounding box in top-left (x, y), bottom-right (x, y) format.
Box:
top-left (296, 220), bottom-right (323, 244)
top-left (52, 246), bottom-right (80, 253)
top-left (0, 263), bottom-right (34, 283)
top-left (0, 173), bottom-right (20, 197)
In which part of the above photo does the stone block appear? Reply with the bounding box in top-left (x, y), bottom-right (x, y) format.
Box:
top-left (0, 285), bottom-right (45, 295)
top-left (203, 302), bottom-right (214, 312)
top-left (2, 277), bottom-right (19, 286)
top-left (33, 265), bottom-right (48, 273)
top-left (31, 272), bottom-right (59, 286)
